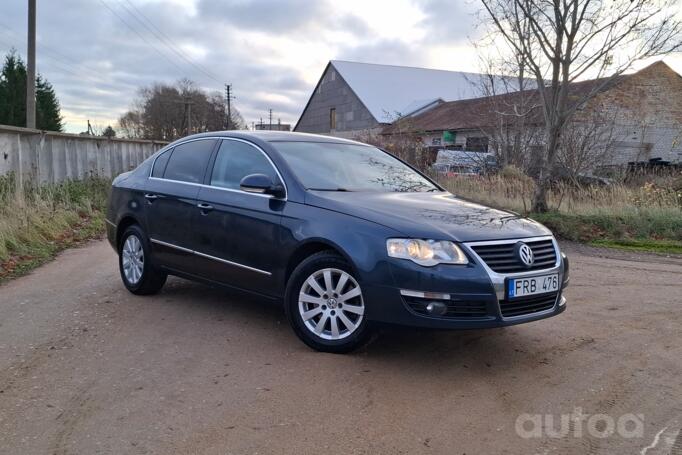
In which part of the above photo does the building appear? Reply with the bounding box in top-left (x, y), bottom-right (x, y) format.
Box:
top-left (382, 61), bottom-right (682, 166)
top-left (255, 121), bottom-right (291, 131)
top-left (294, 60), bottom-right (523, 138)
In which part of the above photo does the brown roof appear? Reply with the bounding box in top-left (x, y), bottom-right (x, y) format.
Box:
top-left (381, 72), bottom-right (632, 134)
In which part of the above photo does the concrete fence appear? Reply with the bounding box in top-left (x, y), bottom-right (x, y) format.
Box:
top-left (0, 125), bottom-right (167, 186)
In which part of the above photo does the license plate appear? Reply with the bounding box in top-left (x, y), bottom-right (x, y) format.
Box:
top-left (507, 273), bottom-right (559, 299)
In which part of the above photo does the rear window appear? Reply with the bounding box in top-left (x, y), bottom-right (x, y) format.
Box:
top-left (162, 139), bottom-right (216, 184)
top-left (151, 149), bottom-right (171, 178)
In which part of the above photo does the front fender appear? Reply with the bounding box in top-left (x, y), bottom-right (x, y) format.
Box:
top-left (280, 203), bottom-right (400, 287)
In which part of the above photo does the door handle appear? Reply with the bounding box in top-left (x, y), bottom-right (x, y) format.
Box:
top-left (197, 203), bottom-right (214, 213)
top-left (144, 193), bottom-right (161, 202)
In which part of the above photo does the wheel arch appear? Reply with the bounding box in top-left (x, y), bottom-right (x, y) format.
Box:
top-left (284, 239), bottom-right (359, 286)
top-left (115, 215), bottom-right (142, 249)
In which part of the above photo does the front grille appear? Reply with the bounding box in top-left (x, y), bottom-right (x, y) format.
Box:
top-left (470, 239), bottom-right (557, 273)
top-left (500, 292), bottom-right (558, 317)
top-left (403, 296), bottom-right (488, 319)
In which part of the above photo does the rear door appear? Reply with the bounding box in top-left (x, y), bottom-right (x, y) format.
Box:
top-left (145, 139), bottom-right (217, 272)
top-left (191, 138), bottom-right (286, 295)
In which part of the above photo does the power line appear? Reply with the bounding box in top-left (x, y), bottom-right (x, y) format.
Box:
top-left (0, 27), bottom-right (118, 86)
top-left (97, 0), bottom-right (191, 79)
top-left (119, 0), bottom-right (222, 84)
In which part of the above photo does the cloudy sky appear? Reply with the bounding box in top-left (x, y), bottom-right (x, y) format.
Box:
top-left (1, 0), bottom-right (681, 134)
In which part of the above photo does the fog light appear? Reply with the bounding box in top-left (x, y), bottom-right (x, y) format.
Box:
top-left (426, 301), bottom-right (447, 316)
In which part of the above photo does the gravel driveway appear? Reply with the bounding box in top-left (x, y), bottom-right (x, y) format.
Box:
top-left (1, 240), bottom-right (681, 454)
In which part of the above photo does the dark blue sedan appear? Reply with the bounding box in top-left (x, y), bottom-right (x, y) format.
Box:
top-left (106, 131), bottom-right (568, 352)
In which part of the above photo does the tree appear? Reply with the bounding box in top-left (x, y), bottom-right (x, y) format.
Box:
top-left (102, 125), bottom-right (116, 138)
top-left (479, 0), bottom-right (682, 211)
top-left (35, 75), bottom-right (64, 132)
top-left (117, 79), bottom-right (245, 140)
top-left (0, 51), bottom-right (26, 127)
top-left (0, 50), bottom-right (64, 132)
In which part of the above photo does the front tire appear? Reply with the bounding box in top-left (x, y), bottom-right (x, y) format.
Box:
top-left (118, 225), bottom-right (167, 295)
top-left (285, 251), bottom-right (373, 353)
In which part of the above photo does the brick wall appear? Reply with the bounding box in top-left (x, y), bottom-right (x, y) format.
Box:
top-left (581, 62), bottom-right (682, 163)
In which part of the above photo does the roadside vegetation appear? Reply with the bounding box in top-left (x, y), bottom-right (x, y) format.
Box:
top-left (438, 167), bottom-right (682, 254)
top-left (0, 174), bottom-right (110, 282)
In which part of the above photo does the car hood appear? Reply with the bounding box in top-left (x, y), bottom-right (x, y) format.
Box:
top-left (305, 191), bottom-right (551, 242)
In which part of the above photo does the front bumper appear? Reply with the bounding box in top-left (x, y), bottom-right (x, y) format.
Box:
top-left (363, 236), bottom-right (568, 329)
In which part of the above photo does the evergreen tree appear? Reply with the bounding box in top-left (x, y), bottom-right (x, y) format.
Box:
top-left (0, 51), bottom-right (27, 127)
top-left (36, 75), bottom-right (64, 132)
top-left (0, 49), bottom-right (64, 132)
top-left (102, 125), bottom-right (116, 138)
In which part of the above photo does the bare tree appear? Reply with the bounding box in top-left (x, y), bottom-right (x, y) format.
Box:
top-left (555, 110), bottom-right (623, 181)
top-left (117, 80), bottom-right (245, 141)
top-left (479, 0), bottom-right (682, 211)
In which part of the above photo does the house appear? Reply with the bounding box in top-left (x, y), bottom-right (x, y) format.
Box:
top-left (294, 60), bottom-right (523, 138)
top-left (255, 121), bottom-right (291, 131)
top-left (382, 61), bottom-right (682, 167)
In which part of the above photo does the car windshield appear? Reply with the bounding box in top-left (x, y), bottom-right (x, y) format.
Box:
top-left (272, 141), bottom-right (439, 192)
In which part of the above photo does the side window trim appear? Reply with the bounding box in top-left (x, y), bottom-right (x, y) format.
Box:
top-left (148, 138), bottom-right (217, 183)
top-left (207, 138), bottom-right (287, 199)
top-left (150, 147), bottom-right (174, 179)
top-left (148, 137), bottom-right (287, 200)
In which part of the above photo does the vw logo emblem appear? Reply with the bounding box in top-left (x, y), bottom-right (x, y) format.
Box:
top-left (516, 242), bottom-right (534, 267)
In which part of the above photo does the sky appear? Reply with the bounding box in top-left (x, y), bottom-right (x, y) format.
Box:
top-left (1, 0), bottom-right (681, 134)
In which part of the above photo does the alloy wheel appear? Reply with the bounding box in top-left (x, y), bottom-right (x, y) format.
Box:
top-left (298, 268), bottom-right (365, 340)
top-left (122, 235), bottom-right (144, 285)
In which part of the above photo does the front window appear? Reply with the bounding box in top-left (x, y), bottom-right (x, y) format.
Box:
top-left (272, 142), bottom-right (439, 193)
top-left (210, 140), bottom-right (279, 190)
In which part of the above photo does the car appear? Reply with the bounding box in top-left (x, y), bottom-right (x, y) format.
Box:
top-left (106, 131), bottom-right (569, 353)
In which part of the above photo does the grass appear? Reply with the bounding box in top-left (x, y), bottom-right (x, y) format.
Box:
top-left (437, 170), bottom-right (682, 254)
top-left (589, 239), bottom-right (682, 254)
top-left (0, 174), bottom-right (110, 283)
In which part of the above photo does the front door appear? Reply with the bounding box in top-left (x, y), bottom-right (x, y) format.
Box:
top-left (191, 139), bottom-right (286, 296)
top-left (144, 138), bottom-right (218, 272)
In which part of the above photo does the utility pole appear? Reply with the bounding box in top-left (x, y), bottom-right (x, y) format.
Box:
top-left (177, 97), bottom-right (195, 135)
top-left (268, 109), bottom-right (273, 130)
top-left (224, 84), bottom-right (233, 130)
top-left (26, 0), bottom-right (36, 129)
top-left (185, 97), bottom-right (193, 135)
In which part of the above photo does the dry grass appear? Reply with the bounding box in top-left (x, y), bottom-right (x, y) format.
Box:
top-left (0, 174), bottom-right (110, 280)
top-left (436, 169), bottom-right (682, 244)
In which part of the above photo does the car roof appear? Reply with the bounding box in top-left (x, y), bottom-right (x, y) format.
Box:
top-left (171, 130), bottom-right (369, 146)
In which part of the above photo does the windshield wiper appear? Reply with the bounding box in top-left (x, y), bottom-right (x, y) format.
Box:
top-left (307, 187), bottom-right (352, 192)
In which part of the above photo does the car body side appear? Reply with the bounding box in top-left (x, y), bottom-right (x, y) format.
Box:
top-left (106, 132), bottom-right (567, 329)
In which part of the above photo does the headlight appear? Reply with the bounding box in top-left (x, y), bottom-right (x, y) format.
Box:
top-left (386, 238), bottom-right (468, 266)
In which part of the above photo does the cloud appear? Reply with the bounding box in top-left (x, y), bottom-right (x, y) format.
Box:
top-left (196, 0), bottom-right (332, 32)
top-left (0, 0), bottom-right (482, 133)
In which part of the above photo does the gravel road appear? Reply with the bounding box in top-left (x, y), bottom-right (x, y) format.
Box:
top-left (1, 240), bottom-right (681, 454)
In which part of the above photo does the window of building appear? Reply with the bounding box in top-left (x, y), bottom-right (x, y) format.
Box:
top-left (465, 136), bottom-right (489, 152)
top-left (330, 108), bottom-right (336, 130)
top-left (162, 139), bottom-right (216, 183)
top-left (210, 140), bottom-right (279, 190)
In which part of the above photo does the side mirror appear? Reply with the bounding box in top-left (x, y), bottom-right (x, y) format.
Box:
top-left (240, 174), bottom-right (285, 198)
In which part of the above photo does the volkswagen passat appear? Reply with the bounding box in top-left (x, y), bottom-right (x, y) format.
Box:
top-left (106, 131), bottom-right (569, 353)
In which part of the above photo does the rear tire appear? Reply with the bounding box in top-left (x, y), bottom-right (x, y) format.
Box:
top-left (285, 251), bottom-right (373, 353)
top-left (118, 224), bottom-right (167, 295)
